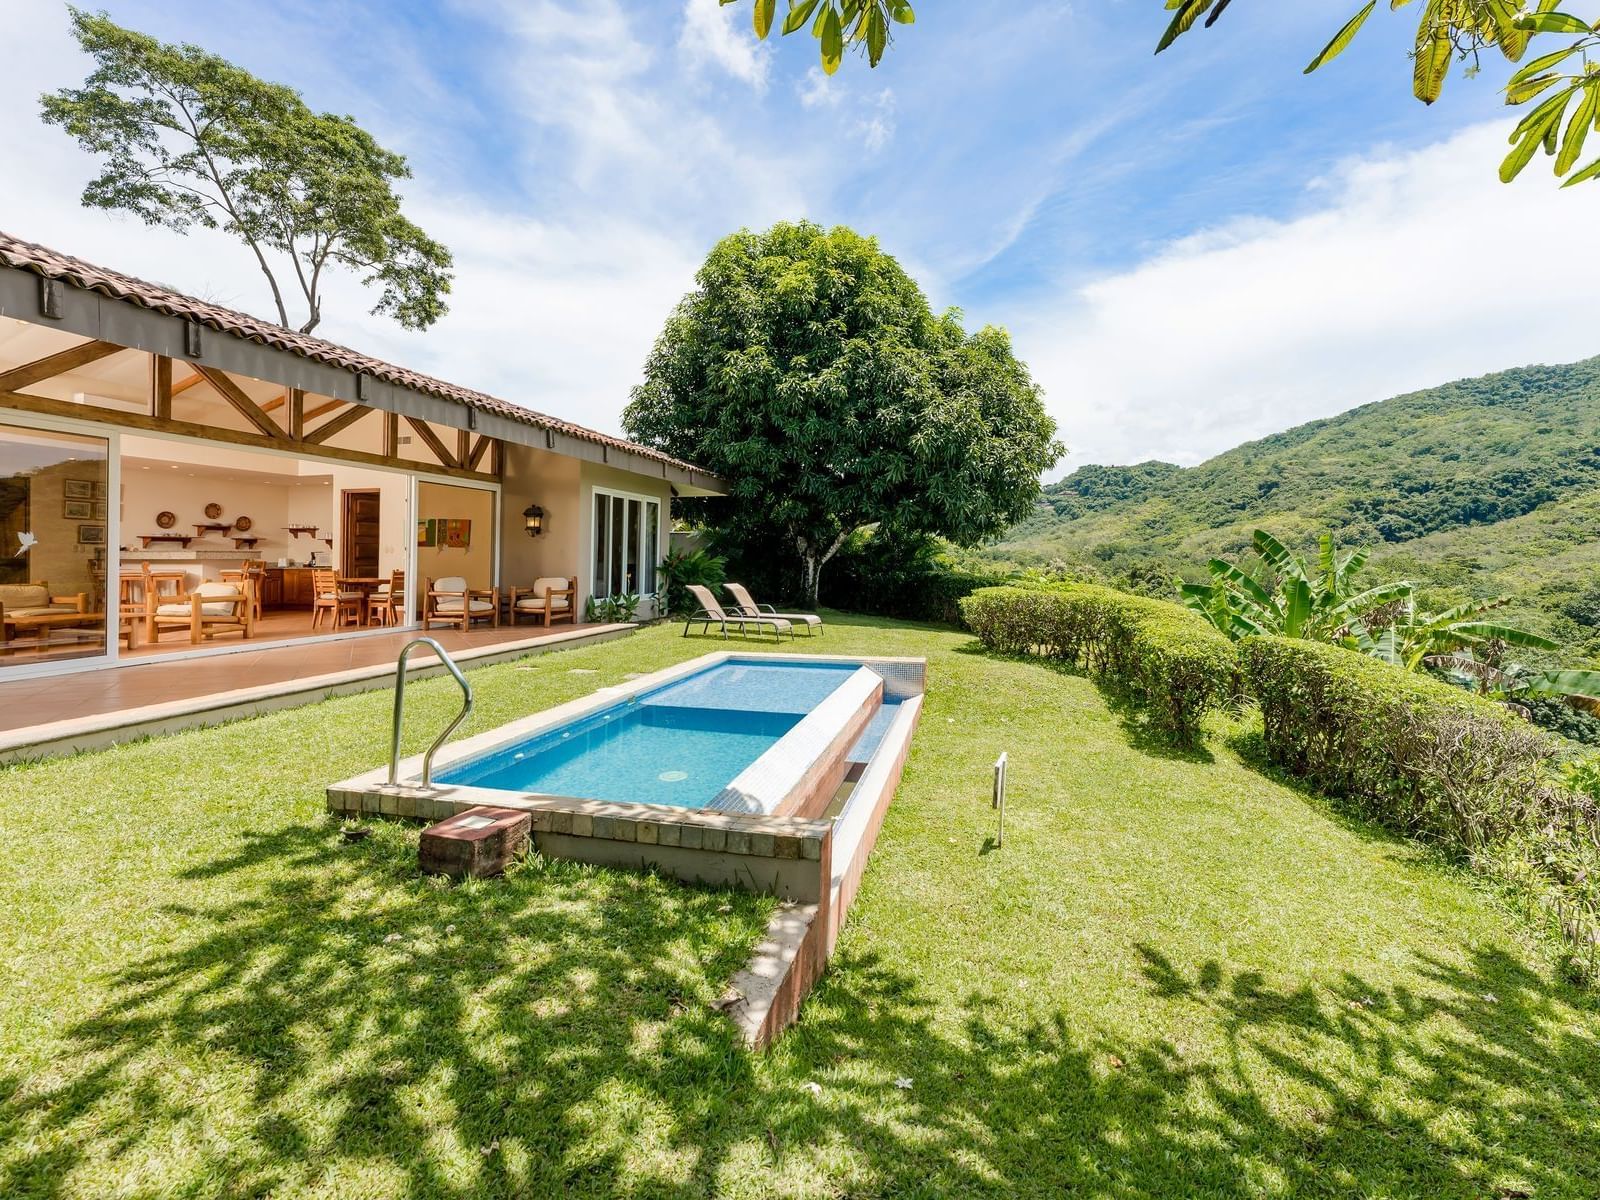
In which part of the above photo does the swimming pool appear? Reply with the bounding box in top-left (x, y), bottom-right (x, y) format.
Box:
top-left (433, 658), bottom-right (867, 810)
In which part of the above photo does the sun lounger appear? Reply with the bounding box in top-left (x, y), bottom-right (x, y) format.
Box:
top-left (683, 584), bottom-right (793, 641)
top-left (725, 583), bottom-right (823, 636)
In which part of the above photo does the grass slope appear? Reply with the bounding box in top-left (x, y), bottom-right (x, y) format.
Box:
top-left (2, 617), bottom-right (1597, 1198)
top-left (985, 357), bottom-right (1600, 633)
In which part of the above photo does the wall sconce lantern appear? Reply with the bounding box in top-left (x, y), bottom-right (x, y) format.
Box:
top-left (522, 503), bottom-right (545, 537)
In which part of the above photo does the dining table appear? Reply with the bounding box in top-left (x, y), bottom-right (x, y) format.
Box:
top-left (336, 577), bottom-right (390, 626)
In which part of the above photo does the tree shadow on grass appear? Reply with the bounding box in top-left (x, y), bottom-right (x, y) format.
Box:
top-left (5, 821), bottom-right (1599, 1198)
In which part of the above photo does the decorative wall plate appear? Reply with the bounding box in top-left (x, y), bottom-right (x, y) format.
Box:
top-left (234, 515), bottom-right (253, 532)
top-left (204, 502), bottom-right (223, 519)
top-left (156, 510), bottom-right (176, 529)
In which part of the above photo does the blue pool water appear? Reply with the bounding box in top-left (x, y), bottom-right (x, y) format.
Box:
top-left (435, 659), bottom-right (865, 808)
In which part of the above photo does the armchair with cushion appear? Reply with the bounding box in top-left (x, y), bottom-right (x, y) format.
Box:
top-left (0, 582), bottom-right (90, 645)
top-left (507, 576), bottom-right (576, 628)
top-left (145, 580), bottom-right (254, 645)
top-left (424, 576), bottom-right (498, 632)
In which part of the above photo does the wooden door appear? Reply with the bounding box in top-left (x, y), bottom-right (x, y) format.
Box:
top-left (341, 490), bottom-right (381, 579)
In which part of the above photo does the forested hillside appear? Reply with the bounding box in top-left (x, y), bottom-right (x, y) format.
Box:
top-left (978, 356), bottom-right (1600, 648)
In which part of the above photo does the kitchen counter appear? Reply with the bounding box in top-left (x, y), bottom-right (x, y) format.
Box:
top-left (120, 548), bottom-right (267, 562)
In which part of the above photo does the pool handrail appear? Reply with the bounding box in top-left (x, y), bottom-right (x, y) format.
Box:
top-left (388, 636), bottom-right (474, 789)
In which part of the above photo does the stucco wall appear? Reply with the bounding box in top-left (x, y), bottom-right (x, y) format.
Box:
top-left (500, 443), bottom-right (581, 593)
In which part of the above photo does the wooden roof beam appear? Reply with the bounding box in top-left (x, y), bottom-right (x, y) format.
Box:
top-left (0, 339), bottom-right (126, 392)
top-left (194, 365), bottom-right (286, 440)
top-left (303, 402), bottom-right (372, 446)
top-left (405, 416), bottom-right (460, 469)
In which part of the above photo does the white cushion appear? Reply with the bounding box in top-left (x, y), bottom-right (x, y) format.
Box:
top-left (434, 598), bottom-right (494, 614)
top-left (5, 605), bottom-right (78, 619)
top-left (515, 596), bottom-right (570, 610)
top-left (318, 591), bottom-right (363, 600)
top-left (434, 576), bottom-right (468, 593)
top-left (533, 576), bottom-right (569, 597)
top-left (190, 583), bottom-right (243, 616)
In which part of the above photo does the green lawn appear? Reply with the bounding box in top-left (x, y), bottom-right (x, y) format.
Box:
top-left (3, 615), bottom-right (1597, 1199)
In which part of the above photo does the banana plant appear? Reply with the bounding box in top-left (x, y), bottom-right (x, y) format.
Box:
top-left (1425, 653), bottom-right (1600, 717)
top-left (1178, 529), bottom-right (1412, 643)
top-left (1348, 595), bottom-right (1560, 671)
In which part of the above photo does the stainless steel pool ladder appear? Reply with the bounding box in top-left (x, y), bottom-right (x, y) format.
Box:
top-left (387, 637), bottom-right (474, 789)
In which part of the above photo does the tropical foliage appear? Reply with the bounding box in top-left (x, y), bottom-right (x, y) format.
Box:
top-left (40, 8), bottom-right (452, 333)
top-left (724, 0), bottom-right (1600, 191)
top-left (727, 0), bottom-right (915, 74)
top-left (656, 546), bottom-right (727, 619)
top-left (1178, 530), bottom-right (1411, 642)
top-left (623, 221), bottom-right (1062, 606)
top-left (1157, 1), bottom-right (1600, 188)
top-left (1346, 595), bottom-right (1554, 669)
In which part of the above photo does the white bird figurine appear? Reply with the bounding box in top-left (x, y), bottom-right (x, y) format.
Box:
top-left (16, 531), bottom-right (36, 554)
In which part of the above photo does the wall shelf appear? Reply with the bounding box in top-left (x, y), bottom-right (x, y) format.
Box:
top-left (137, 534), bottom-right (194, 548)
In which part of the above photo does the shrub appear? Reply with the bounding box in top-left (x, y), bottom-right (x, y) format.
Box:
top-left (1242, 636), bottom-right (1553, 850)
top-left (658, 547), bottom-right (726, 619)
top-left (960, 584), bottom-right (1236, 746)
top-left (1244, 636), bottom-right (1600, 976)
top-left (823, 530), bottom-right (1012, 625)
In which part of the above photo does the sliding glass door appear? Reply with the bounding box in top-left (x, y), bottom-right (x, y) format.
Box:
top-left (0, 421), bottom-right (111, 671)
top-left (590, 488), bottom-right (660, 600)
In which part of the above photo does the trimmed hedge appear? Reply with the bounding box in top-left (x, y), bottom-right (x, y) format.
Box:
top-left (1242, 636), bottom-right (1553, 851)
top-left (1246, 636), bottom-right (1600, 974)
top-left (960, 584), bottom-right (1236, 745)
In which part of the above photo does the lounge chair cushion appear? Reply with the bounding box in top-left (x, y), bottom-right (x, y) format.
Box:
top-left (5, 605), bottom-right (79, 619)
top-left (0, 584), bottom-right (50, 609)
top-left (771, 612), bottom-right (823, 627)
top-left (318, 591), bottom-right (364, 601)
top-left (434, 576), bottom-right (469, 594)
top-left (158, 582), bottom-right (242, 618)
top-left (515, 595), bottom-right (570, 611)
top-left (433, 598), bottom-right (495, 614)
top-left (534, 576), bottom-right (570, 597)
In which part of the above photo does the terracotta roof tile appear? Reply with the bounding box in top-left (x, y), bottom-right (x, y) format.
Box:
top-left (0, 230), bottom-right (707, 477)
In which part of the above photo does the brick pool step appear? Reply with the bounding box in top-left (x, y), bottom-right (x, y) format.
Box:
top-left (419, 806), bottom-right (531, 879)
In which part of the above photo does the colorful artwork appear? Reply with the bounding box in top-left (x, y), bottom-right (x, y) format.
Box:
top-left (417, 518), bottom-right (437, 548)
top-left (442, 519), bottom-right (472, 549)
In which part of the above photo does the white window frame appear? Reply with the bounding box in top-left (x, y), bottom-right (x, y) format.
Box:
top-left (589, 485), bottom-right (661, 604)
top-left (0, 409), bottom-right (120, 680)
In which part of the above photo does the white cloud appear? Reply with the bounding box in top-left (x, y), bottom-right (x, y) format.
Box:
top-left (1011, 122), bottom-right (1600, 476)
top-left (797, 67), bottom-right (838, 109)
top-left (678, 0), bottom-right (770, 91)
top-left (857, 88), bottom-right (896, 152)
top-left (0, 0), bottom-right (809, 440)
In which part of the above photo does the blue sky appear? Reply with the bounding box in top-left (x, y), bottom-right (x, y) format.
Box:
top-left (4, 1), bottom-right (1598, 474)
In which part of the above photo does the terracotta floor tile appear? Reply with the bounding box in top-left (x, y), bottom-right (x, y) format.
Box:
top-left (0, 622), bottom-right (603, 735)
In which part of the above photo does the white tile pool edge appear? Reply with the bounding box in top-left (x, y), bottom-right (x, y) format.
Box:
top-left (725, 692), bottom-right (925, 1047)
top-left (708, 666), bottom-right (882, 815)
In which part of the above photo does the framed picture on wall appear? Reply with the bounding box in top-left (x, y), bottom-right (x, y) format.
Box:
top-left (77, 524), bottom-right (106, 545)
top-left (91, 481), bottom-right (108, 499)
top-left (417, 518), bottom-right (437, 548)
top-left (63, 499), bottom-right (93, 520)
top-left (92, 501), bottom-right (108, 521)
top-left (442, 518), bottom-right (471, 549)
top-left (64, 479), bottom-right (94, 500)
